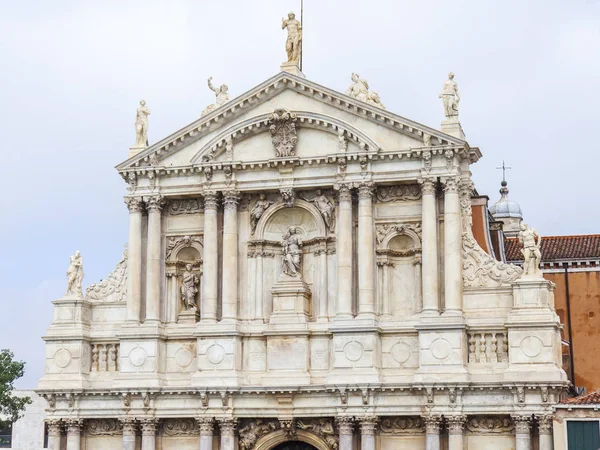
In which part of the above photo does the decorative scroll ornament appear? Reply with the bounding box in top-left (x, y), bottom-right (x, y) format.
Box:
top-left (375, 185), bottom-right (422, 202)
top-left (86, 419), bottom-right (123, 436)
top-left (466, 416), bottom-right (514, 434)
top-left (379, 417), bottom-right (424, 435)
top-left (238, 419), bottom-right (279, 450)
top-left (297, 418), bottom-right (339, 449)
top-left (269, 109), bottom-right (298, 157)
top-left (85, 248), bottom-right (127, 302)
top-left (376, 223), bottom-right (422, 245)
top-left (161, 418), bottom-right (199, 436)
top-left (168, 199), bottom-right (202, 215)
top-left (460, 180), bottom-right (522, 287)
top-left (166, 235), bottom-right (203, 260)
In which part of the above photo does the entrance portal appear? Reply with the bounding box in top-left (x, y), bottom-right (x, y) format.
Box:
top-left (272, 442), bottom-right (318, 450)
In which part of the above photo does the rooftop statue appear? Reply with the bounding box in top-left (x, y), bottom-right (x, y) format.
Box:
top-left (134, 100), bottom-right (150, 147)
top-left (282, 12), bottom-right (302, 64)
top-left (65, 251), bottom-right (84, 297)
top-left (518, 223), bottom-right (542, 277)
top-left (201, 77), bottom-right (231, 117)
top-left (439, 72), bottom-right (460, 120)
top-left (346, 73), bottom-right (386, 109)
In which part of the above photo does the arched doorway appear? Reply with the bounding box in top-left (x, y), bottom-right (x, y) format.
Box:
top-left (272, 442), bottom-right (318, 450)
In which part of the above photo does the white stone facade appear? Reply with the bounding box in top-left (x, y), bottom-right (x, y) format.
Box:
top-left (36, 72), bottom-right (566, 450)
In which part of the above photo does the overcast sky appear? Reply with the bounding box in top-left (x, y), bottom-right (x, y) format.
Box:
top-left (1, 0), bottom-right (598, 388)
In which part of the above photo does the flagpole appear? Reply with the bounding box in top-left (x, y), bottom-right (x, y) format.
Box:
top-left (300, 0), bottom-right (304, 72)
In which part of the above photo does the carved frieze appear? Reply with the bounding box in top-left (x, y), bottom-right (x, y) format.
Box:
top-left (85, 248), bottom-right (128, 302)
top-left (379, 416), bottom-right (424, 434)
top-left (168, 198), bottom-right (202, 215)
top-left (375, 184), bottom-right (421, 202)
top-left (85, 419), bottom-right (123, 435)
top-left (238, 418), bottom-right (279, 450)
top-left (269, 108), bottom-right (298, 157)
top-left (465, 416), bottom-right (515, 434)
top-left (297, 418), bottom-right (339, 449)
top-left (161, 418), bottom-right (199, 436)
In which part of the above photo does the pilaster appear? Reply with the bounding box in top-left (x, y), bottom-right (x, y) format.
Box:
top-left (202, 191), bottom-right (219, 322)
top-left (121, 417), bottom-right (138, 450)
top-left (47, 419), bottom-right (62, 450)
top-left (222, 190), bottom-right (240, 322)
top-left (359, 416), bottom-right (378, 450)
top-left (335, 183), bottom-right (353, 319)
top-left (446, 415), bottom-right (466, 450)
top-left (65, 419), bottom-right (82, 450)
top-left (125, 197), bottom-right (144, 323)
top-left (357, 182), bottom-right (376, 321)
top-left (423, 415), bottom-right (442, 450)
top-left (418, 177), bottom-right (439, 314)
top-left (512, 414), bottom-right (532, 450)
top-left (144, 195), bottom-right (165, 322)
top-left (537, 414), bottom-right (554, 450)
top-left (197, 417), bottom-right (214, 450)
top-left (336, 417), bottom-right (354, 450)
top-left (218, 418), bottom-right (237, 450)
top-left (140, 418), bottom-right (158, 450)
top-left (441, 176), bottom-right (462, 315)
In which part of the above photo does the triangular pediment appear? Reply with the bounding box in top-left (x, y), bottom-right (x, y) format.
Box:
top-left (117, 72), bottom-right (469, 172)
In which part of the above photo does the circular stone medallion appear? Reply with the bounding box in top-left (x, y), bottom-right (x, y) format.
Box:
top-left (430, 338), bottom-right (452, 360)
top-left (391, 342), bottom-right (412, 364)
top-left (175, 348), bottom-right (194, 368)
top-left (54, 348), bottom-right (72, 368)
top-left (520, 336), bottom-right (543, 358)
top-left (206, 344), bottom-right (226, 365)
top-left (343, 341), bottom-right (364, 362)
top-left (129, 347), bottom-right (148, 367)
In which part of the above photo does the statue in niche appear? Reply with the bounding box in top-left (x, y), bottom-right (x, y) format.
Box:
top-left (282, 12), bottom-right (302, 63)
top-left (134, 100), bottom-right (150, 147)
top-left (518, 223), bottom-right (542, 276)
top-left (201, 77), bottom-right (231, 117)
top-left (65, 251), bottom-right (84, 297)
top-left (312, 190), bottom-right (335, 231)
top-left (439, 72), bottom-right (460, 119)
top-left (346, 73), bottom-right (386, 109)
top-left (281, 227), bottom-right (303, 277)
top-left (180, 263), bottom-right (199, 309)
top-left (250, 194), bottom-right (274, 235)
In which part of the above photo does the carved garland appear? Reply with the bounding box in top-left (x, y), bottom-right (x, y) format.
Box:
top-left (85, 248), bottom-right (128, 302)
top-left (465, 416), bottom-right (515, 434)
top-left (375, 185), bottom-right (421, 202)
top-left (85, 419), bottom-right (123, 435)
top-left (379, 416), bottom-right (424, 435)
top-left (161, 418), bottom-right (199, 436)
top-left (168, 198), bottom-right (202, 215)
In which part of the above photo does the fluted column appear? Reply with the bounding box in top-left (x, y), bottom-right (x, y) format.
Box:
top-left (202, 192), bottom-right (219, 322)
top-left (447, 415), bottom-right (466, 450)
top-left (46, 420), bottom-right (62, 450)
top-left (218, 418), bottom-right (237, 450)
top-left (125, 197), bottom-right (144, 323)
top-left (121, 418), bottom-right (137, 450)
top-left (512, 415), bottom-right (532, 450)
top-left (357, 183), bottom-right (375, 318)
top-left (423, 415), bottom-right (441, 450)
top-left (222, 190), bottom-right (240, 321)
top-left (65, 419), bottom-right (82, 450)
top-left (441, 176), bottom-right (462, 314)
top-left (144, 195), bottom-right (165, 322)
top-left (141, 419), bottom-right (158, 450)
top-left (335, 184), bottom-right (353, 318)
top-left (336, 417), bottom-right (354, 450)
top-left (197, 418), bottom-right (214, 450)
top-left (316, 240), bottom-right (329, 320)
top-left (538, 415), bottom-right (553, 450)
top-left (359, 416), bottom-right (378, 450)
top-left (418, 178), bottom-right (439, 314)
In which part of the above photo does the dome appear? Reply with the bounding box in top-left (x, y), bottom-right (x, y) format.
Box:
top-left (489, 181), bottom-right (523, 219)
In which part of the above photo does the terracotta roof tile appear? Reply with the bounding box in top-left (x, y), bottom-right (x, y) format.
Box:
top-left (561, 391), bottom-right (600, 405)
top-left (505, 235), bottom-right (600, 262)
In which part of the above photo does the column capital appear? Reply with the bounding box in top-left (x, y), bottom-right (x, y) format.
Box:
top-left (218, 418), bottom-right (237, 435)
top-left (203, 191), bottom-right (219, 210)
top-left (536, 414), bottom-right (553, 435)
top-left (446, 415), bottom-right (467, 435)
top-left (223, 189), bottom-right (241, 211)
top-left (197, 417), bottom-right (214, 436)
top-left (125, 196), bottom-right (144, 213)
top-left (440, 176), bottom-right (460, 193)
top-left (334, 183), bottom-right (352, 202)
top-left (65, 418), bottom-right (83, 434)
top-left (422, 415), bottom-right (442, 434)
top-left (47, 419), bottom-right (63, 436)
top-left (336, 416), bottom-right (354, 435)
top-left (140, 418), bottom-right (158, 434)
top-left (417, 177), bottom-right (437, 195)
top-left (359, 416), bottom-right (379, 435)
top-left (120, 417), bottom-right (138, 434)
top-left (144, 195), bottom-right (166, 212)
top-left (511, 414), bottom-right (532, 434)
top-left (357, 182), bottom-right (375, 199)
top-left (459, 177), bottom-right (474, 196)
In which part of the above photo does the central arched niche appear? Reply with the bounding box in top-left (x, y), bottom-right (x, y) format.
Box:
top-left (272, 442), bottom-right (319, 450)
top-left (254, 430), bottom-right (329, 450)
top-left (260, 201), bottom-right (324, 241)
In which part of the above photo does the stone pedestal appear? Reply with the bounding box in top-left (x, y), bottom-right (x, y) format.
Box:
top-left (280, 61), bottom-right (305, 78)
top-left (269, 275), bottom-right (311, 325)
top-left (441, 119), bottom-right (465, 140)
top-left (128, 144), bottom-right (146, 159)
top-left (178, 307), bottom-right (199, 324)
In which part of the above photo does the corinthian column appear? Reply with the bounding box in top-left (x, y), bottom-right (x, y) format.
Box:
top-left (423, 415), bottom-right (441, 450)
top-left (336, 417), bottom-right (354, 450)
top-left (512, 415), bottom-right (532, 450)
top-left (418, 178), bottom-right (439, 314)
top-left (218, 418), bottom-right (237, 450)
top-left (125, 197), bottom-right (144, 323)
top-left (46, 420), bottom-right (62, 450)
top-left (447, 415), bottom-right (466, 450)
top-left (141, 419), bottom-right (158, 450)
top-left (202, 192), bottom-right (219, 322)
top-left (357, 183), bottom-right (375, 318)
top-left (222, 190), bottom-right (240, 321)
top-left (537, 415), bottom-right (553, 450)
top-left (144, 195), bottom-right (165, 322)
top-left (65, 419), bottom-right (82, 450)
top-left (335, 184), bottom-right (353, 318)
top-left (441, 176), bottom-right (462, 314)
top-left (359, 416), bottom-right (378, 450)
top-left (121, 418), bottom-right (137, 450)
top-left (197, 418), bottom-right (214, 450)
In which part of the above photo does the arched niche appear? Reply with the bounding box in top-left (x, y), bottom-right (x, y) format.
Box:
top-left (380, 226), bottom-right (421, 252)
top-left (255, 200), bottom-right (326, 241)
top-left (166, 235), bottom-right (204, 264)
top-left (254, 430), bottom-right (328, 450)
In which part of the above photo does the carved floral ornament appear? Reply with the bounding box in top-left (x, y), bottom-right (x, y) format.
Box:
top-left (166, 235), bottom-right (204, 260)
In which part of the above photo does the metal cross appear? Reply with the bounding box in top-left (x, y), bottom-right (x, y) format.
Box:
top-left (496, 160), bottom-right (512, 182)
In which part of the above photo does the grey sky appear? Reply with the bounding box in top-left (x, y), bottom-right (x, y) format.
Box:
top-left (0, 0), bottom-right (598, 387)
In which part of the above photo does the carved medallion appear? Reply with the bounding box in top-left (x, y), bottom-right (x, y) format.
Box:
top-left (269, 109), bottom-right (298, 157)
top-left (168, 199), bottom-right (202, 215)
top-left (161, 418), bottom-right (199, 436)
top-left (379, 416), bottom-right (424, 434)
top-left (86, 419), bottom-right (123, 435)
top-left (466, 416), bottom-right (514, 434)
top-left (375, 185), bottom-right (421, 202)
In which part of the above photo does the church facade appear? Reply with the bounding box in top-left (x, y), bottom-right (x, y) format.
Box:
top-left (36, 59), bottom-right (566, 449)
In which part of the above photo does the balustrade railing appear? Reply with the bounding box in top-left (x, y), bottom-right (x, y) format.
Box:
top-left (91, 343), bottom-right (119, 372)
top-left (467, 331), bottom-right (508, 365)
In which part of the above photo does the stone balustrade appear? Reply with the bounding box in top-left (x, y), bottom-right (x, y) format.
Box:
top-left (467, 330), bottom-right (508, 365)
top-left (91, 343), bottom-right (119, 372)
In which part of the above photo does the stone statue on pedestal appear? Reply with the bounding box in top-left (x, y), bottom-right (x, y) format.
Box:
top-left (250, 194), bottom-right (274, 235)
top-left (312, 190), bottom-right (335, 231)
top-left (346, 73), bottom-right (386, 109)
top-left (134, 100), bottom-right (150, 147)
top-left (180, 264), bottom-right (199, 309)
top-left (65, 251), bottom-right (84, 297)
top-left (201, 77), bottom-right (231, 117)
top-left (282, 12), bottom-right (302, 63)
top-left (518, 223), bottom-right (542, 276)
top-left (282, 227), bottom-right (303, 277)
top-left (439, 72), bottom-right (460, 119)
